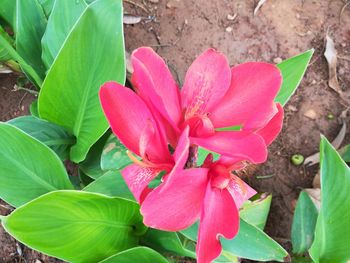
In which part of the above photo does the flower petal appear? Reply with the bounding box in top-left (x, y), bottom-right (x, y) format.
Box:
top-left (173, 126), bottom-right (190, 169)
top-left (181, 49), bottom-right (231, 118)
top-left (227, 176), bottom-right (257, 209)
top-left (257, 103), bottom-right (284, 146)
top-left (121, 164), bottom-right (160, 203)
top-left (197, 186), bottom-right (239, 263)
top-left (191, 131), bottom-right (268, 164)
top-left (141, 168), bottom-right (209, 231)
top-left (132, 47), bottom-right (181, 129)
top-left (99, 82), bottom-right (171, 163)
top-left (210, 62), bottom-right (282, 129)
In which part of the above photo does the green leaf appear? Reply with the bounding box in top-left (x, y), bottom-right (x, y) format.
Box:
top-left (41, 0), bottom-right (87, 69)
top-left (181, 220), bottom-right (288, 262)
top-left (37, 0), bottom-right (55, 17)
top-left (240, 193), bottom-right (272, 230)
top-left (0, 25), bottom-right (12, 61)
top-left (275, 49), bottom-right (314, 106)
top-left (0, 123), bottom-right (73, 207)
top-left (0, 24), bottom-right (43, 87)
top-left (8, 116), bottom-right (75, 160)
top-left (83, 170), bottom-right (134, 200)
top-left (309, 137), bottom-right (350, 262)
top-left (291, 191), bottom-right (318, 254)
top-left (30, 100), bottom-right (39, 117)
top-left (0, 0), bottom-right (16, 27)
top-left (99, 247), bottom-right (169, 263)
top-left (2, 191), bottom-right (147, 263)
top-left (101, 134), bottom-right (132, 171)
top-left (38, 0), bottom-right (125, 163)
top-left (16, 0), bottom-right (47, 79)
top-left (140, 229), bottom-right (196, 258)
top-left (79, 131), bottom-right (110, 179)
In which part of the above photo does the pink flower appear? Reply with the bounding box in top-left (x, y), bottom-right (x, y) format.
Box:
top-left (99, 47), bottom-right (284, 263)
top-left (131, 47), bottom-right (283, 163)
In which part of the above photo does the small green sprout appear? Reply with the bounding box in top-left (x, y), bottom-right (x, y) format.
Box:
top-left (291, 154), bottom-right (304, 166)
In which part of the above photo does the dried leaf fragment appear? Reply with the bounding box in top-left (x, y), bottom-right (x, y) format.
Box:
top-left (123, 14), bottom-right (142, 25)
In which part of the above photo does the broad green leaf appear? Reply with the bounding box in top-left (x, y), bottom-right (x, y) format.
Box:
top-left (38, 0), bottom-right (125, 163)
top-left (0, 123), bottom-right (73, 207)
top-left (99, 247), bottom-right (168, 263)
top-left (240, 193), bottom-right (272, 230)
top-left (16, 0), bottom-right (47, 79)
top-left (8, 116), bottom-right (75, 160)
top-left (101, 134), bottom-right (131, 170)
top-left (0, 25), bottom-right (12, 61)
top-left (291, 191), bottom-right (318, 254)
top-left (309, 137), bottom-right (350, 262)
top-left (0, 0), bottom-right (15, 27)
top-left (140, 229), bottom-right (196, 259)
top-left (79, 131), bottom-right (110, 179)
top-left (2, 191), bottom-right (147, 263)
top-left (41, 0), bottom-right (87, 68)
top-left (181, 219), bottom-right (288, 262)
top-left (37, 0), bottom-right (55, 17)
top-left (275, 49), bottom-right (314, 106)
top-left (83, 170), bottom-right (134, 200)
top-left (0, 23), bottom-right (43, 87)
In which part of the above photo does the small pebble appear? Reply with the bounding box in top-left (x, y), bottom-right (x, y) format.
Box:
top-left (327, 113), bottom-right (334, 120)
top-left (304, 109), bottom-right (317, 120)
top-left (148, 0), bottom-right (159, 3)
top-left (225, 26), bottom-right (233, 32)
top-left (341, 42), bottom-right (346, 47)
top-left (287, 105), bottom-right (298, 112)
top-left (296, 13), bottom-right (300, 19)
top-left (273, 57), bottom-right (283, 64)
top-left (311, 79), bottom-right (316, 85)
top-left (227, 14), bottom-right (237, 21)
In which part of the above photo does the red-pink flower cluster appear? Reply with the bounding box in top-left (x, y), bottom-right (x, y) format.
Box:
top-left (99, 47), bottom-right (283, 263)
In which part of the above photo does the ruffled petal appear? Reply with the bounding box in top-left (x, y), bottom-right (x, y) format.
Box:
top-left (210, 62), bottom-right (282, 130)
top-left (197, 186), bottom-right (239, 263)
top-left (181, 49), bottom-right (231, 118)
top-left (121, 164), bottom-right (160, 203)
top-left (141, 168), bottom-right (209, 231)
top-left (99, 82), bottom-right (171, 163)
top-left (257, 103), bottom-right (284, 146)
top-left (132, 47), bottom-right (181, 129)
top-left (191, 131), bottom-right (268, 164)
top-left (227, 176), bottom-right (257, 209)
top-left (173, 126), bottom-right (190, 170)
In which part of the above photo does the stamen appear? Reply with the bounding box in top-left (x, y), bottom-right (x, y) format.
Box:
top-left (127, 150), bottom-right (154, 168)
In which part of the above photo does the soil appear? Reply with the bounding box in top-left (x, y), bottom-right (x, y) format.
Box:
top-left (1, 0), bottom-right (350, 262)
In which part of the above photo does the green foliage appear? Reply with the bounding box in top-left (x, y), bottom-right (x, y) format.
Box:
top-left (181, 219), bottom-right (288, 262)
top-left (38, 0), bottom-right (125, 163)
top-left (83, 170), bottom-right (134, 200)
top-left (99, 247), bottom-right (169, 263)
top-left (291, 191), bottom-right (318, 254)
top-left (275, 49), bottom-right (314, 106)
top-left (15, 0), bottom-right (47, 80)
top-left (8, 116), bottom-right (75, 160)
top-left (339, 143), bottom-right (350, 162)
top-left (41, 0), bottom-right (87, 68)
top-left (0, 0), bottom-right (16, 27)
top-left (101, 134), bottom-right (132, 170)
top-left (37, 0), bottom-right (55, 17)
top-left (141, 229), bottom-right (196, 259)
top-left (0, 123), bottom-right (73, 207)
top-left (309, 137), bottom-right (350, 262)
top-left (2, 191), bottom-right (147, 263)
top-left (240, 193), bottom-right (272, 230)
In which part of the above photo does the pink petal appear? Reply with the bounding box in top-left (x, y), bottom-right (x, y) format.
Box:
top-left (99, 82), bottom-right (171, 163)
top-left (141, 168), bottom-right (209, 231)
top-left (121, 164), bottom-right (160, 203)
top-left (181, 49), bottom-right (231, 118)
top-left (132, 47), bottom-right (181, 129)
top-left (173, 126), bottom-right (190, 170)
top-left (257, 103), bottom-right (284, 146)
top-left (191, 131), bottom-right (268, 164)
top-left (197, 186), bottom-right (239, 263)
top-left (210, 62), bottom-right (282, 129)
top-left (227, 176), bottom-right (257, 209)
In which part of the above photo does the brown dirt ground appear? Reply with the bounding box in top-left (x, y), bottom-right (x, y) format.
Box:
top-left (1, 0), bottom-right (350, 262)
